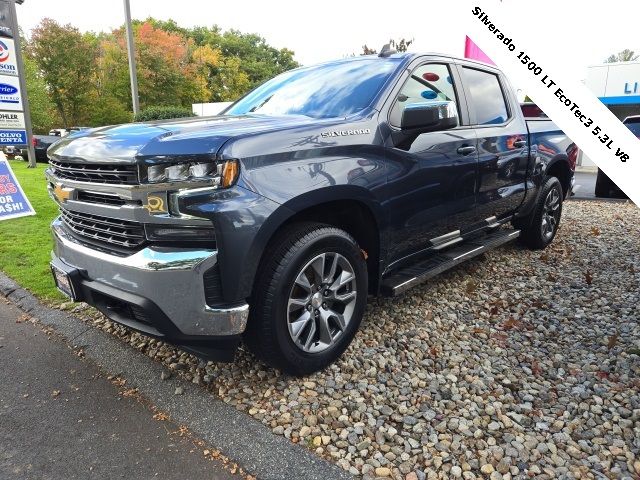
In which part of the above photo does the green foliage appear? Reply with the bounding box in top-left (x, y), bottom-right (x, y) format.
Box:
top-left (88, 94), bottom-right (133, 126)
top-left (23, 17), bottom-right (300, 130)
top-left (0, 161), bottom-right (64, 302)
top-left (147, 20), bottom-right (299, 92)
top-left (23, 55), bottom-right (59, 133)
top-left (133, 105), bottom-right (196, 122)
top-left (26, 19), bottom-right (98, 127)
top-left (605, 49), bottom-right (638, 63)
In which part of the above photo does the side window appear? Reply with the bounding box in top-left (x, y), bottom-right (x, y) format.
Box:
top-left (390, 64), bottom-right (458, 127)
top-left (462, 67), bottom-right (509, 125)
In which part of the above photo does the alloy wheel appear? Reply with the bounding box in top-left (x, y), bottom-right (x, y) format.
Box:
top-left (541, 186), bottom-right (561, 241)
top-left (287, 252), bottom-right (357, 353)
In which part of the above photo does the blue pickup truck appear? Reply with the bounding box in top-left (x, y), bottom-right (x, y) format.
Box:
top-left (46, 50), bottom-right (575, 375)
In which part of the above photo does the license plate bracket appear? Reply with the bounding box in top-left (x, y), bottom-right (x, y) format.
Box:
top-left (51, 263), bottom-right (78, 301)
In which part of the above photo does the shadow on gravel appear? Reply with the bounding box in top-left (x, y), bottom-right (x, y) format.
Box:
top-left (10, 201), bottom-right (640, 479)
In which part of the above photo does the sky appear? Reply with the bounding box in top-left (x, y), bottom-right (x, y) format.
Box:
top-left (15, 0), bottom-right (640, 72)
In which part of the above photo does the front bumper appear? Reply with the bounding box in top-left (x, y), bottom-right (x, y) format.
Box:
top-left (51, 218), bottom-right (249, 357)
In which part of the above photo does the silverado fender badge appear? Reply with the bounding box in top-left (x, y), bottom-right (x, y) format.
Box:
top-left (321, 128), bottom-right (371, 138)
top-left (53, 184), bottom-right (74, 203)
top-left (144, 195), bottom-right (167, 214)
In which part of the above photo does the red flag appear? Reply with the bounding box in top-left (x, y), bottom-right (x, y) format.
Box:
top-left (464, 36), bottom-right (495, 65)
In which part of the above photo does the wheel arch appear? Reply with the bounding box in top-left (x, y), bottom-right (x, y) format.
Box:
top-left (247, 186), bottom-right (385, 300)
top-left (545, 156), bottom-right (572, 198)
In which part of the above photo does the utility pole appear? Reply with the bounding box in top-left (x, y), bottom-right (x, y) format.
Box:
top-left (8, 0), bottom-right (36, 167)
top-left (123, 0), bottom-right (140, 116)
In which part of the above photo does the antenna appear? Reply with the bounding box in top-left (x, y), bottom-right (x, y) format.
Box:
top-left (378, 43), bottom-right (397, 58)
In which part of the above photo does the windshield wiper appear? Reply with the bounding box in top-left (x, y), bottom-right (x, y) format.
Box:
top-left (249, 94), bottom-right (274, 113)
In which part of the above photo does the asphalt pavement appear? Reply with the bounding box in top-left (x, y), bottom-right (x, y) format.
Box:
top-left (0, 299), bottom-right (239, 480)
top-left (572, 169), bottom-right (597, 199)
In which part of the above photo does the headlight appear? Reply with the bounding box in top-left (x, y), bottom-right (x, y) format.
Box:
top-left (145, 160), bottom-right (239, 187)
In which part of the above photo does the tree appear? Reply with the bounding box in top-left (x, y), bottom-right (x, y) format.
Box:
top-left (362, 38), bottom-right (414, 55)
top-left (149, 22), bottom-right (299, 93)
top-left (23, 17), bottom-right (301, 129)
top-left (100, 22), bottom-right (210, 109)
top-left (605, 49), bottom-right (638, 63)
top-left (26, 19), bottom-right (98, 127)
top-left (23, 55), bottom-right (59, 133)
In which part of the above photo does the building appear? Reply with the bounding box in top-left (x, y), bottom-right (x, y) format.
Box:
top-left (581, 61), bottom-right (640, 166)
top-left (192, 102), bottom-right (233, 117)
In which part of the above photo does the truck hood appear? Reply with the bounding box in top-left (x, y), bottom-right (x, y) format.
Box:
top-left (47, 114), bottom-right (322, 164)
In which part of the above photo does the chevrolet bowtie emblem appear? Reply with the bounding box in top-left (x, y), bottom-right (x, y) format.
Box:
top-left (53, 184), bottom-right (73, 202)
top-left (144, 195), bottom-right (167, 213)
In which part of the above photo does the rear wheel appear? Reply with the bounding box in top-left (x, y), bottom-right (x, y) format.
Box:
top-left (244, 223), bottom-right (367, 376)
top-left (514, 176), bottom-right (563, 250)
top-left (594, 168), bottom-right (611, 198)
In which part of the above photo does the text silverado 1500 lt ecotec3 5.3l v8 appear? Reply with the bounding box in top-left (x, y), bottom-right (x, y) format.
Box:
top-left (47, 51), bottom-right (575, 375)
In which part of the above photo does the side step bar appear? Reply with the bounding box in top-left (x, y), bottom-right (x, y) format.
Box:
top-left (380, 229), bottom-right (520, 296)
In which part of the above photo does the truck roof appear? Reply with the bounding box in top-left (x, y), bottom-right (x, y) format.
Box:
top-left (302, 52), bottom-right (499, 71)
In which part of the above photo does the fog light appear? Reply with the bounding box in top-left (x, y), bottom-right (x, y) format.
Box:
top-left (145, 224), bottom-right (215, 242)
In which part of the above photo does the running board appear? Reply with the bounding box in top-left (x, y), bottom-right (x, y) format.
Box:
top-left (380, 229), bottom-right (520, 296)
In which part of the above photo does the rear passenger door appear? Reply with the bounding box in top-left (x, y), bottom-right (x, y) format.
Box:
top-left (458, 65), bottom-right (529, 223)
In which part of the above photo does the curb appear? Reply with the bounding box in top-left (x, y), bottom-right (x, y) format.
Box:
top-left (0, 272), bottom-right (352, 480)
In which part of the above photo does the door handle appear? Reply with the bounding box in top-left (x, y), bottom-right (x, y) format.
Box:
top-left (456, 146), bottom-right (476, 156)
top-left (513, 139), bottom-right (527, 148)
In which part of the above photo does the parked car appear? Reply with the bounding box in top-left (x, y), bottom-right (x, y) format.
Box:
top-left (46, 51), bottom-right (575, 375)
top-left (2, 143), bottom-right (26, 159)
top-left (21, 135), bottom-right (61, 163)
top-left (594, 115), bottom-right (639, 198)
top-left (49, 127), bottom-right (91, 137)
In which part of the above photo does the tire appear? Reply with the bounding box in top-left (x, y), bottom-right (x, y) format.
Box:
top-left (594, 169), bottom-right (611, 198)
top-left (244, 222), bottom-right (368, 376)
top-left (514, 176), bottom-right (563, 250)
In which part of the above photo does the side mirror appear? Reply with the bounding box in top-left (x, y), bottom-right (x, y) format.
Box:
top-left (400, 101), bottom-right (458, 132)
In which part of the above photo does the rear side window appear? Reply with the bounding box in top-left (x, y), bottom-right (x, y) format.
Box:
top-left (462, 67), bottom-right (509, 125)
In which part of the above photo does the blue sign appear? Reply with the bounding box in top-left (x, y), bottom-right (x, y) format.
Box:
top-left (0, 159), bottom-right (35, 220)
top-left (624, 82), bottom-right (639, 95)
top-left (0, 128), bottom-right (25, 144)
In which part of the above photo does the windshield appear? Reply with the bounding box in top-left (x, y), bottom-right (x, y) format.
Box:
top-left (625, 118), bottom-right (640, 137)
top-left (225, 58), bottom-right (402, 119)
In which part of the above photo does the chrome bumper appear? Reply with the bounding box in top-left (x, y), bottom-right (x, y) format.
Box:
top-left (51, 218), bottom-right (248, 336)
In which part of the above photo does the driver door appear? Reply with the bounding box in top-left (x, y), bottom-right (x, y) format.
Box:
top-left (383, 62), bottom-right (479, 266)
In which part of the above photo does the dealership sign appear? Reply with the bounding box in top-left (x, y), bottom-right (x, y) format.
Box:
top-left (0, 0), bottom-right (36, 218)
top-left (0, 128), bottom-right (25, 144)
top-left (0, 159), bottom-right (35, 220)
top-left (0, 74), bottom-right (21, 110)
top-left (0, 111), bottom-right (23, 128)
top-left (0, 38), bottom-right (17, 75)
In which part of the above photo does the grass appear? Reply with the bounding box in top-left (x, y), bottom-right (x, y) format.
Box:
top-left (0, 160), bottom-right (64, 303)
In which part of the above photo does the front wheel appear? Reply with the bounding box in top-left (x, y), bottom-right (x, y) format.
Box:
top-left (514, 176), bottom-right (563, 250)
top-left (244, 223), bottom-right (368, 376)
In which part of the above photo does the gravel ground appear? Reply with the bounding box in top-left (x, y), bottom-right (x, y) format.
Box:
top-left (63, 200), bottom-right (640, 479)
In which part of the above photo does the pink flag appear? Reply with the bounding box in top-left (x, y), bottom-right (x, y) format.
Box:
top-left (464, 36), bottom-right (495, 65)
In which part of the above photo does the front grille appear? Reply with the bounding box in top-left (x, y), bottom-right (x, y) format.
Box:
top-left (60, 209), bottom-right (145, 250)
top-left (50, 159), bottom-right (139, 185)
top-left (76, 190), bottom-right (127, 206)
